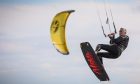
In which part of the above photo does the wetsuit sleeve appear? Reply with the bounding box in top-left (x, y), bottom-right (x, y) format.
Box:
top-left (109, 35), bottom-right (115, 44)
top-left (123, 36), bottom-right (129, 48)
top-left (112, 37), bottom-right (122, 43)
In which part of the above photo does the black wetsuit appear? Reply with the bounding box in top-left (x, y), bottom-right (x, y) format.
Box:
top-left (97, 35), bottom-right (129, 63)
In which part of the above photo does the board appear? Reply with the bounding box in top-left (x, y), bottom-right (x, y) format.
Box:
top-left (80, 42), bottom-right (110, 81)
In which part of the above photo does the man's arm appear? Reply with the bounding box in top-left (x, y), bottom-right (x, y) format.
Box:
top-left (108, 33), bottom-right (115, 44)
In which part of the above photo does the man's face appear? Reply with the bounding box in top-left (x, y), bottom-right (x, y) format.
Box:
top-left (119, 29), bottom-right (126, 36)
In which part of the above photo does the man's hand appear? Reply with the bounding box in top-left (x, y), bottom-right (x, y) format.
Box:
top-left (108, 33), bottom-right (115, 38)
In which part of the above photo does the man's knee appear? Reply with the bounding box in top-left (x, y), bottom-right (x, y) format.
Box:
top-left (95, 44), bottom-right (102, 51)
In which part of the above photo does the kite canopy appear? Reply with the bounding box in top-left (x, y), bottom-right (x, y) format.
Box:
top-left (50, 10), bottom-right (75, 55)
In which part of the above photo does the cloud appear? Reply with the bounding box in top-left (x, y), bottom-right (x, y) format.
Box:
top-left (130, 0), bottom-right (140, 11)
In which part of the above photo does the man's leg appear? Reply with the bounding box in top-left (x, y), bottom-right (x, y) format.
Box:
top-left (96, 44), bottom-right (117, 54)
top-left (97, 52), bottom-right (117, 64)
top-left (97, 52), bottom-right (115, 58)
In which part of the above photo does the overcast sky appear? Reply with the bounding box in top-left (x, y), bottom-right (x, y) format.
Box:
top-left (0, 0), bottom-right (140, 84)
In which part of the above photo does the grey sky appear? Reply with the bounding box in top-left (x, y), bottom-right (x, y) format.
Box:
top-left (0, 0), bottom-right (132, 5)
top-left (0, 0), bottom-right (140, 84)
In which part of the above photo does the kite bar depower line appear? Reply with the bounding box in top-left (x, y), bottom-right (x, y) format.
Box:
top-left (94, 0), bottom-right (117, 37)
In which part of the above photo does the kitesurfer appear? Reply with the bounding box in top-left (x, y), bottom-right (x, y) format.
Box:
top-left (95, 28), bottom-right (129, 64)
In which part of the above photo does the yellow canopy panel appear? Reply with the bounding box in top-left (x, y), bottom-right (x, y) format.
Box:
top-left (50, 10), bottom-right (75, 55)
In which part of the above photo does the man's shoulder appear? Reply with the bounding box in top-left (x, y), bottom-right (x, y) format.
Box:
top-left (126, 35), bottom-right (129, 39)
top-left (124, 35), bottom-right (129, 41)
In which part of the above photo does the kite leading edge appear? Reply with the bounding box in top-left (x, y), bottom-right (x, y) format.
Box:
top-left (50, 10), bottom-right (75, 55)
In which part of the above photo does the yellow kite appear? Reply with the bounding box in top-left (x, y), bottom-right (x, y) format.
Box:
top-left (50, 10), bottom-right (75, 55)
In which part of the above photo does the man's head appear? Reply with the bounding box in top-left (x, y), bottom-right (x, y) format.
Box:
top-left (119, 28), bottom-right (127, 36)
